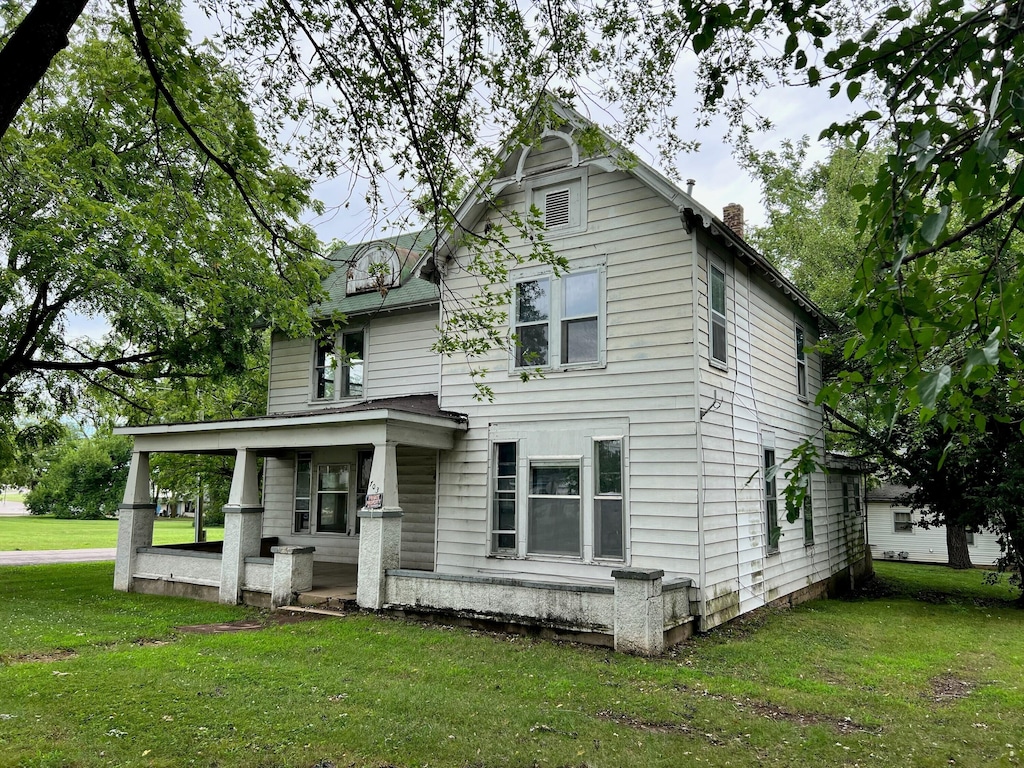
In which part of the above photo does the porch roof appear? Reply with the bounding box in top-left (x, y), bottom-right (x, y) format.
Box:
top-left (115, 395), bottom-right (468, 454)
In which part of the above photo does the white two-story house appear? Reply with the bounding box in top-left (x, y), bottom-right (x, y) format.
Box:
top-left (114, 103), bottom-right (870, 654)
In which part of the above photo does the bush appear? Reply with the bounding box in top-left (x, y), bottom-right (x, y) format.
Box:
top-left (26, 435), bottom-right (132, 519)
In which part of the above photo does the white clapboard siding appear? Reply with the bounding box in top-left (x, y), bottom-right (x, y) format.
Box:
top-left (435, 156), bottom-right (702, 584)
top-left (867, 499), bottom-right (1001, 566)
top-left (260, 449), bottom-right (437, 569)
top-left (267, 308), bottom-right (438, 414)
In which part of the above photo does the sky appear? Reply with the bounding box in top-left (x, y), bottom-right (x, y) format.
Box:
top-left (67, 12), bottom-right (859, 340)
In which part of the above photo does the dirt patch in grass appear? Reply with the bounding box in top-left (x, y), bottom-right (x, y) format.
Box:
top-left (596, 709), bottom-right (724, 744)
top-left (5, 648), bottom-right (78, 664)
top-left (176, 612), bottom-right (324, 635)
top-left (929, 674), bottom-right (973, 703)
top-left (601, 687), bottom-right (880, 740)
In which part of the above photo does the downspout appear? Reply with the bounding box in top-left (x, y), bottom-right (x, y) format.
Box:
top-left (685, 210), bottom-right (707, 629)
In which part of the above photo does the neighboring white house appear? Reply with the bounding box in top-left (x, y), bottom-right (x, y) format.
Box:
top-left (867, 483), bottom-right (1001, 566)
top-left (113, 101), bottom-right (871, 654)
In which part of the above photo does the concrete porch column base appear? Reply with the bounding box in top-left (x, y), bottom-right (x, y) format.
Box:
top-left (356, 510), bottom-right (403, 609)
top-left (271, 545), bottom-right (315, 608)
top-left (613, 568), bottom-right (665, 656)
top-left (114, 503), bottom-right (156, 592)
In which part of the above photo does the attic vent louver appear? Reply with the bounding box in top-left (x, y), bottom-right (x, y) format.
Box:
top-left (544, 188), bottom-right (571, 228)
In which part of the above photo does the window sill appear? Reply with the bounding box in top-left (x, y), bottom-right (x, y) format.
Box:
top-left (766, 548), bottom-right (780, 557)
top-left (709, 359), bottom-right (729, 373)
top-left (307, 396), bottom-right (364, 407)
top-left (511, 361), bottom-right (606, 376)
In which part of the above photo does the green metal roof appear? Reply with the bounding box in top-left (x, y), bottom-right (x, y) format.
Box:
top-left (315, 230), bottom-right (438, 319)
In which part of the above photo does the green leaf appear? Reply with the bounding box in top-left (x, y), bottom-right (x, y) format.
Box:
top-left (920, 206), bottom-right (949, 245)
top-left (846, 81), bottom-right (862, 101)
top-left (917, 365), bottom-right (952, 411)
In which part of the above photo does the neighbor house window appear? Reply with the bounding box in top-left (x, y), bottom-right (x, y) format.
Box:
top-left (894, 510), bottom-right (913, 533)
top-left (796, 325), bottom-right (807, 398)
top-left (765, 449), bottom-right (779, 553)
top-left (966, 529), bottom-right (976, 545)
top-left (491, 442), bottom-right (518, 553)
top-left (710, 262), bottom-right (727, 366)
top-left (316, 464), bottom-right (349, 534)
top-left (314, 329), bottom-right (364, 400)
top-left (803, 485), bottom-right (814, 545)
top-left (294, 452), bottom-right (312, 533)
top-left (527, 461), bottom-right (581, 557)
top-left (594, 439), bottom-right (624, 559)
top-left (514, 268), bottom-right (603, 371)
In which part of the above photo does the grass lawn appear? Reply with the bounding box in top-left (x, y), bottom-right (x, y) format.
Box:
top-left (0, 561), bottom-right (1021, 768)
top-left (0, 516), bottom-right (223, 551)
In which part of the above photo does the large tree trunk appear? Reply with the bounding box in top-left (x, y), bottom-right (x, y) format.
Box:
top-left (946, 523), bottom-right (974, 569)
top-left (0, 0), bottom-right (90, 138)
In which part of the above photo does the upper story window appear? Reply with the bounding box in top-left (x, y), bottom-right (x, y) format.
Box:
top-left (796, 325), bottom-right (808, 398)
top-left (709, 262), bottom-right (727, 367)
top-left (347, 245), bottom-right (400, 295)
top-left (513, 266), bottom-right (603, 372)
top-left (314, 329), bottom-right (365, 401)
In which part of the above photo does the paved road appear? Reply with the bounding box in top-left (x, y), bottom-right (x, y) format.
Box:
top-left (0, 548), bottom-right (116, 565)
top-left (0, 499), bottom-right (28, 516)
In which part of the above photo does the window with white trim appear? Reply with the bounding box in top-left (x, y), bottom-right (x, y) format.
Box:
top-left (709, 262), bottom-right (727, 366)
top-left (316, 463), bottom-right (350, 534)
top-left (491, 442), bottom-right (518, 553)
top-left (314, 329), bottom-right (365, 401)
top-left (803, 485), bottom-right (814, 545)
top-left (513, 268), bottom-right (603, 371)
top-left (796, 325), bottom-right (807, 398)
top-left (765, 449), bottom-right (780, 553)
top-left (594, 438), bottom-right (624, 559)
top-left (894, 510), bottom-right (913, 532)
top-left (294, 453), bottom-right (312, 533)
top-left (527, 461), bottom-right (582, 557)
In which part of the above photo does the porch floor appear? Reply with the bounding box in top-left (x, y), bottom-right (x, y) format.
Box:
top-left (296, 561), bottom-right (358, 608)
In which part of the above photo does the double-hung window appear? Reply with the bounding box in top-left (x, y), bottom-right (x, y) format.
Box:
top-left (527, 461), bottom-right (582, 557)
top-left (709, 262), bottom-right (727, 366)
top-left (894, 510), bottom-right (913, 532)
top-left (513, 267), bottom-right (602, 371)
top-left (795, 325), bottom-right (807, 398)
top-left (294, 453), bottom-right (312, 533)
top-left (765, 449), bottom-right (780, 553)
top-left (314, 329), bottom-right (365, 401)
top-left (803, 485), bottom-right (814, 545)
top-left (515, 279), bottom-right (551, 367)
top-left (316, 464), bottom-right (350, 534)
top-left (594, 439), bottom-right (624, 559)
top-left (491, 442), bottom-right (518, 552)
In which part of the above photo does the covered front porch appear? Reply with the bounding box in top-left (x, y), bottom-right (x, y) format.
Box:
top-left (114, 397), bottom-right (467, 610)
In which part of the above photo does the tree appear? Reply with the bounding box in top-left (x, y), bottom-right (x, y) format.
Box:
top-left (0, 3), bottom-right (325, 448)
top-left (25, 432), bottom-right (133, 518)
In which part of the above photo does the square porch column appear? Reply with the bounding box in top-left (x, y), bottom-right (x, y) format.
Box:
top-left (219, 448), bottom-right (265, 604)
top-left (271, 545), bottom-right (316, 608)
top-left (612, 568), bottom-right (665, 656)
top-left (114, 452), bottom-right (156, 592)
top-left (356, 441), bottom-right (402, 610)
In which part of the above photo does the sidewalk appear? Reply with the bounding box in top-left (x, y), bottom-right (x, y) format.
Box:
top-left (0, 548), bottom-right (116, 565)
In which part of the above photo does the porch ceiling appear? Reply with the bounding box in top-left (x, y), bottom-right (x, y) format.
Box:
top-left (115, 396), bottom-right (467, 454)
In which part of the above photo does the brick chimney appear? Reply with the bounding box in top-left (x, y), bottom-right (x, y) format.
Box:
top-left (722, 203), bottom-right (744, 239)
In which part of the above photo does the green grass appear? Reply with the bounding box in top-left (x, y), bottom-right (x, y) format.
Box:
top-left (0, 516), bottom-right (223, 551)
top-left (0, 561), bottom-right (1021, 768)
